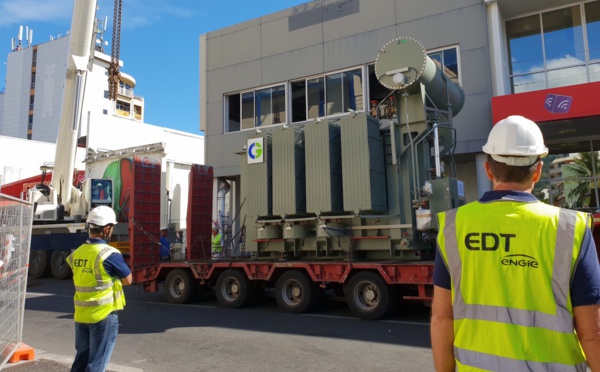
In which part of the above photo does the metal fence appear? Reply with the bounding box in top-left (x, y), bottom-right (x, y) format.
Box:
top-left (0, 193), bottom-right (33, 369)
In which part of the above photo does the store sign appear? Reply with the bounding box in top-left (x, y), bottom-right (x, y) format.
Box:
top-left (544, 94), bottom-right (572, 114)
top-left (492, 81), bottom-right (600, 124)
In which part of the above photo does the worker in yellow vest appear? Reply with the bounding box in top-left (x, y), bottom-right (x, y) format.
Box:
top-left (431, 115), bottom-right (600, 371)
top-left (212, 226), bottom-right (222, 258)
top-left (67, 206), bottom-right (132, 372)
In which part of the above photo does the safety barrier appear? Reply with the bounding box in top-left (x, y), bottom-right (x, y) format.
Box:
top-left (0, 193), bottom-right (34, 368)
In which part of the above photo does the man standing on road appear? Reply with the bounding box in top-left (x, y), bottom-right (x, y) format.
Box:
top-left (67, 206), bottom-right (132, 372)
top-left (431, 115), bottom-right (600, 371)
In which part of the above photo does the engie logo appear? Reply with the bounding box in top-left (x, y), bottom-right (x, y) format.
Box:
top-left (544, 94), bottom-right (572, 114)
top-left (247, 137), bottom-right (264, 164)
top-left (501, 254), bottom-right (539, 268)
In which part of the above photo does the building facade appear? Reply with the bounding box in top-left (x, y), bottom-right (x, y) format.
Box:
top-left (201, 0), bottom-right (600, 222)
top-left (0, 34), bottom-right (145, 142)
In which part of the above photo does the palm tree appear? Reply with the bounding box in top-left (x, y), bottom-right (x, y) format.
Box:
top-left (562, 151), bottom-right (600, 210)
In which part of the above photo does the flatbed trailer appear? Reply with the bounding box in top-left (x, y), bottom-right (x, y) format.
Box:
top-left (132, 259), bottom-right (434, 320)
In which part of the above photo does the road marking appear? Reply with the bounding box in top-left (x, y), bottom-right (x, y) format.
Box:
top-left (2, 350), bottom-right (144, 372)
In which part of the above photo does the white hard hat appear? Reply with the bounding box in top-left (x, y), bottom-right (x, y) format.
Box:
top-left (87, 206), bottom-right (117, 227)
top-left (96, 183), bottom-right (102, 187)
top-left (482, 115), bottom-right (548, 166)
top-left (161, 225), bottom-right (169, 231)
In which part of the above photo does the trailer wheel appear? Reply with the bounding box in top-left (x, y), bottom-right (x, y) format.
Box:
top-left (29, 250), bottom-right (50, 278)
top-left (275, 270), bottom-right (319, 314)
top-left (50, 250), bottom-right (72, 280)
top-left (345, 272), bottom-right (395, 320)
top-left (165, 269), bottom-right (198, 304)
top-left (215, 269), bottom-right (257, 308)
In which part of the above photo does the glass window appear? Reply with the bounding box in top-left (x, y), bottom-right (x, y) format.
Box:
top-left (343, 69), bottom-right (363, 112)
top-left (586, 1), bottom-right (600, 61)
top-left (241, 92), bottom-right (254, 129)
top-left (428, 48), bottom-right (459, 84)
top-left (291, 80), bottom-right (306, 123)
top-left (590, 62), bottom-right (600, 82)
top-left (272, 85), bottom-right (286, 124)
top-left (507, 4), bottom-right (600, 93)
top-left (326, 73), bottom-right (343, 115)
top-left (307, 78), bottom-right (324, 119)
top-left (255, 88), bottom-right (272, 126)
top-left (542, 6), bottom-right (585, 67)
top-left (507, 15), bottom-right (544, 76)
top-left (511, 72), bottom-right (546, 93)
top-left (227, 94), bottom-right (240, 132)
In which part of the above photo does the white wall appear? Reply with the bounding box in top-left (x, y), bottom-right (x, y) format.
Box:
top-left (0, 135), bottom-right (86, 185)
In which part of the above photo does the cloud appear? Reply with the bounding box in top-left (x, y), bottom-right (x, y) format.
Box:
top-left (0, 0), bottom-right (72, 27)
top-left (116, 0), bottom-right (195, 30)
top-left (512, 56), bottom-right (600, 93)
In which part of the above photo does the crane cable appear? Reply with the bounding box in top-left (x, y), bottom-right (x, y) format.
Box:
top-left (108, 0), bottom-right (122, 101)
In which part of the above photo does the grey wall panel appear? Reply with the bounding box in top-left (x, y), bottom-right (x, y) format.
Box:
top-left (205, 60), bottom-right (262, 103)
top-left (205, 101), bottom-right (224, 136)
top-left (340, 113), bottom-right (387, 214)
top-left (272, 127), bottom-right (306, 217)
top-left (455, 92), bottom-right (492, 143)
top-left (394, 0), bottom-right (481, 24)
top-left (323, 0), bottom-right (396, 42)
top-left (206, 25), bottom-right (262, 71)
top-left (305, 120), bottom-right (344, 214)
top-left (261, 45), bottom-right (325, 85)
top-left (205, 18), bottom-right (260, 41)
top-left (455, 5), bottom-right (487, 51)
top-left (323, 31), bottom-right (380, 71)
top-left (261, 17), bottom-right (323, 58)
top-left (460, 47), bottom-right (492, 95)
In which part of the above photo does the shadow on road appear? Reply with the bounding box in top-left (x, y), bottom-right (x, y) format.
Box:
top-left (25, 278), bottom-right (432, 349)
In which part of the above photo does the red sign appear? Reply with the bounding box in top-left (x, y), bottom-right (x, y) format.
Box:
top-left (491, 81), bottom-right (600, 124)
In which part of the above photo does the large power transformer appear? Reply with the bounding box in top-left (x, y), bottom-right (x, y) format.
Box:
top-left (240, 37), bottom-right (466, 260)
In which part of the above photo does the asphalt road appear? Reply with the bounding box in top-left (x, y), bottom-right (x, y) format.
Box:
top-left (8, 278), bottom-right (435, 372)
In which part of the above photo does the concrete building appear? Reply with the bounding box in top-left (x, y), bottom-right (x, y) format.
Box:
top-left (0, 33), bottom-right (145, 142)
top-left (201, 0), bottom-right (600, 222)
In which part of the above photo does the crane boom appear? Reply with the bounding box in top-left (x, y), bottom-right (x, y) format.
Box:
top-left (51, 0), bottom-right (98, 208)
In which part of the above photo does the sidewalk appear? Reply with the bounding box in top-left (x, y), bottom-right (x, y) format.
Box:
top-left (3, 350), bottom-right (143, 372)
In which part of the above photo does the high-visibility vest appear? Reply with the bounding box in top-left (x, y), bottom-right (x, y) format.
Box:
top-left (67, 243), bottom-right (126, 324)
top-left (212, 233), bottom-right (222, 252)
top-left (437, 200), bottom-right (590, 371)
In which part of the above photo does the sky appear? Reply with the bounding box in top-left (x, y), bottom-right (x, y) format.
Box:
top-left (0, 0), bottom-right (309, 135)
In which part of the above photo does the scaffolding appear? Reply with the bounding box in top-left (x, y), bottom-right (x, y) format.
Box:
top-left (0, 193), bottom-right (34, 368)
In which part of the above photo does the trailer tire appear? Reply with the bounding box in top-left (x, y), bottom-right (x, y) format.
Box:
top-left (275, 270), bottom-right (319, 314)
top-left (29, 250), bottom-right (51, 278)
top-left (215, 269), bottom-right (258, 308)
top-left (165, 269), bottom-right (198, 304)
top-left (50, 250), bottom-right (72, 280)
top-left (345, 272), bottom-right (395, 320)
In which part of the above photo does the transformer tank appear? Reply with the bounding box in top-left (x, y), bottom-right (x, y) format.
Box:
top-left (240, 37), bottom-right (467, 260)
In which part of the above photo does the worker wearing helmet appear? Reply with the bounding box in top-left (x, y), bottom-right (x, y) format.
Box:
top-left (431, 116), bottom-right (600, 371)
top-left (159, 225), bottom-right (171, 261)
top-left (66, 206), bottom-right (132, 372)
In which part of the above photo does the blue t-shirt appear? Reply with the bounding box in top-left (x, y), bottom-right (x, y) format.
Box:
top-left (433, 190), bottom-right (600, 307)
top-left (159, 236), bottom-right (171, 257)
top-left (87, 238), bottom-right (131, 279)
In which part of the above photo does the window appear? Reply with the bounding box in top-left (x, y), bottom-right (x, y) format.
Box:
top-left (104, 90), bottom-right (109, 99)
top-left (293, 67), bottom-right (363, 123)
top-left (586, 1), bottom-right (600, 82)
top-left (507, 4), bottom-right (600, 93)
top-left (29, 95), bottom-right (34, 110)
top-left (428, 48), bottom-right (460, 85)
top-left (103, 109), bottom-right (108, 115)
top-left (225, 84), bottom-right (286, 132)
top-left (28, 114), bottom-right (33, 130)
top-left (30, 71), bottom-right (36, 89)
